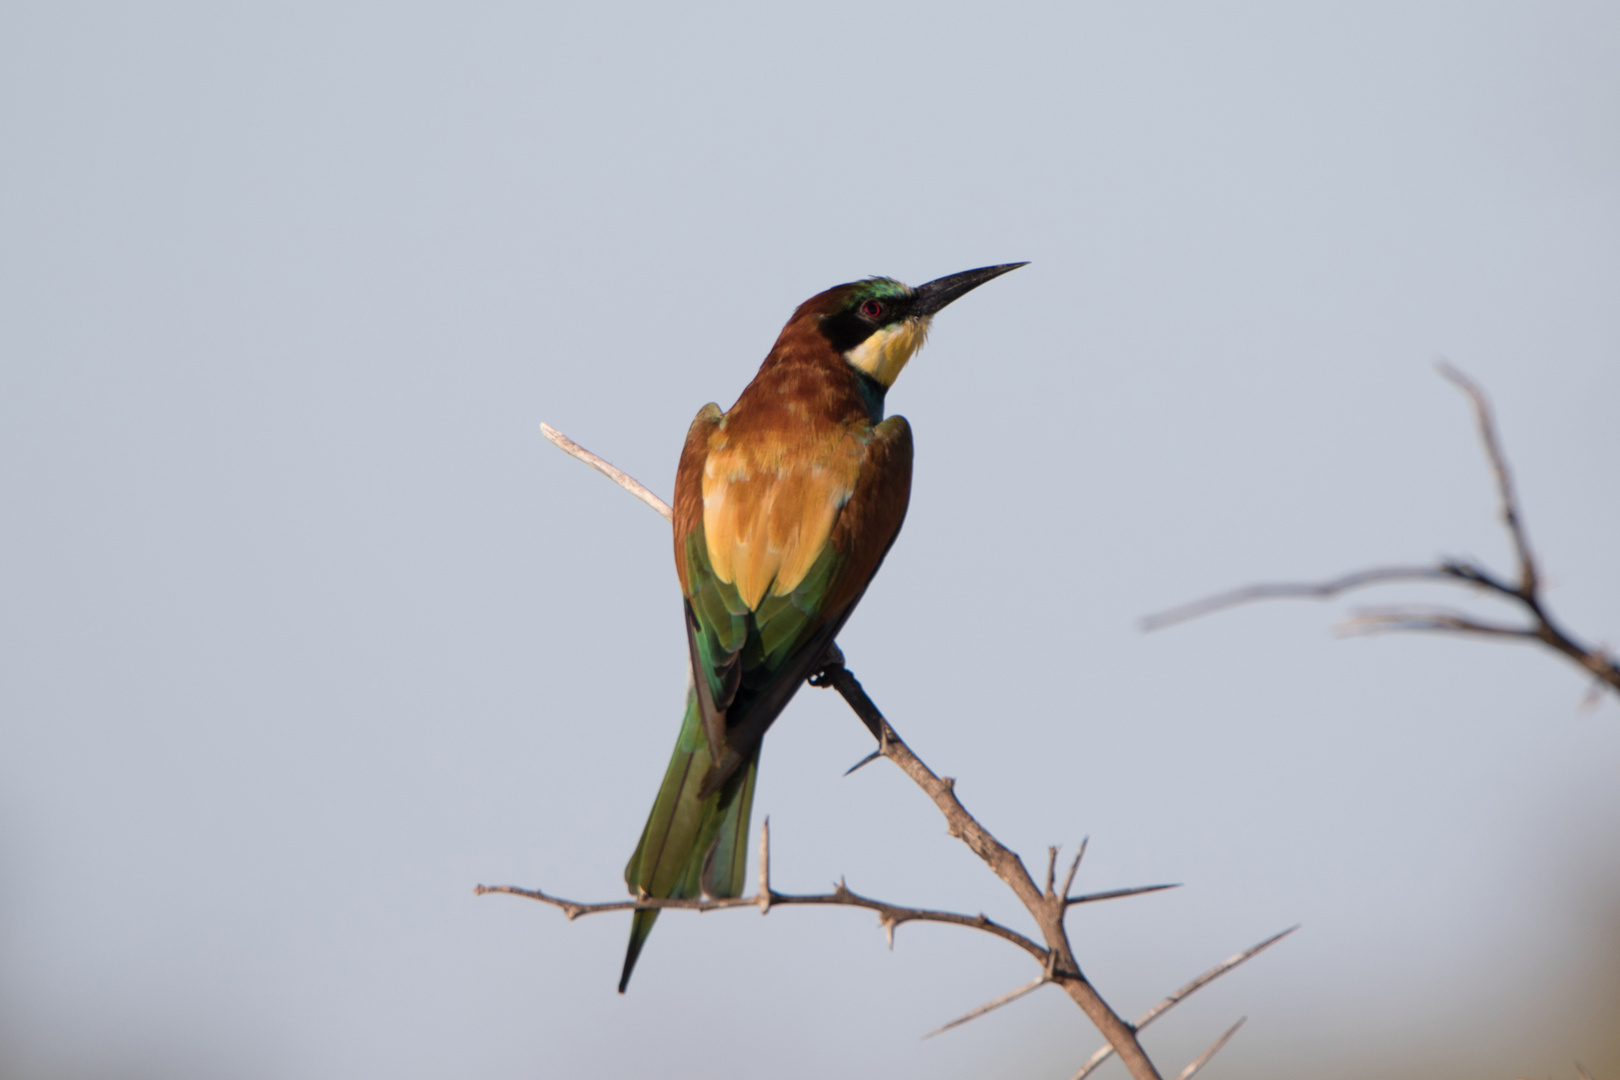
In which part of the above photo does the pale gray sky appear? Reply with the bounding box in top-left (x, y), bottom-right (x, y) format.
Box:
top-left (2, 4), bottom-right (1618, 1078)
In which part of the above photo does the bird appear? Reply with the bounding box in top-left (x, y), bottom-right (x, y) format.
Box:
top-left (618, 262), bottom-right (1026, 992)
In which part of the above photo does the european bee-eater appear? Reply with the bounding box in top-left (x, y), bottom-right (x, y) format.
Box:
top-left (619, 263), bottom-right (1026, 991)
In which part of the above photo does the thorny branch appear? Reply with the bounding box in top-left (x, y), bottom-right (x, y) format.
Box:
top-left (476, 818), bottom-right (1050, 962)
top-left (1142, 365), bottom-right (1620, 700)
top-left (805, 653), bottom-right (1167, 1078)
top-left (494, 423), bottom-right (1297, 1080)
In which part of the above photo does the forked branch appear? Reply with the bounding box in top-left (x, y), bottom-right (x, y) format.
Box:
top-left (1141, 366), bottom-right (1619, 699)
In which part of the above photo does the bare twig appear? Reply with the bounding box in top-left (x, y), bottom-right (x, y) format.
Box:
top-left (1134, 926), bottom-right (1298, 1031)
top-left (476, 878), bottom-right (1048, 960)
top-left (756, 816), bottom-right (772, 913)
top-left (541, 422), bottom-right (673, 521)
top-left (1141, 368), bottom-right (1620, 699)
top-left (1071, 926), bottom-right (1299, 1079)
top-left (1141, 566), bottom-right (1447, 631)
top-left (923, 975), bottom-right (1051, 1039)
top-left (1176, 1016), bottom-right (1247, 1080)
top-left (1338, 608), bottom-right (1536, 640)
top-left (1436, 363), bottom-right (1535, 592)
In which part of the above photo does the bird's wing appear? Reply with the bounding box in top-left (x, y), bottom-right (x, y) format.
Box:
top-left (672, 404), bottom-right (741, 762)
top-left (675, 414), bottom-right (913, 795)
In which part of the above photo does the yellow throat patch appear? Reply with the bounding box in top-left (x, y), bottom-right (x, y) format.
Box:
top-left (842, 316), bottom-right (931, 388)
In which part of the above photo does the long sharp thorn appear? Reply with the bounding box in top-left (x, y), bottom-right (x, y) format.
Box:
top-left (1176, 1017), bottom-right (1247, 1080)
top-left (1065, 883), bottom-right (1181, 907)
top-left (1140, 926), bottom-right (1299, 1028)
top-left (843, 749), bottom-right (883, 776)
top-left (1069, 1046), bottom-right (1113, 1079)
top-left (922, 976), bottom-right (1050, 1040)
top-left (1059, 837), bottom-right (1089, 903)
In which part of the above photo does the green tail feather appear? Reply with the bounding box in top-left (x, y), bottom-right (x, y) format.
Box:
top-left (619, 691), bottom-right (759, 993)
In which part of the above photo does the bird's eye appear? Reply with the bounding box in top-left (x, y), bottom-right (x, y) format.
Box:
top-left (860, 300), bottom-right (884, 319)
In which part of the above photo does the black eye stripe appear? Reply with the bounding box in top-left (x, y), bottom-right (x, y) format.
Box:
top-left (817, 290), bottom-right (910, 353)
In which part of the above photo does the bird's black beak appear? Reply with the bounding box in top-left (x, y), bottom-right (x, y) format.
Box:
top-left (910, 262), bottom-right (1028, 317)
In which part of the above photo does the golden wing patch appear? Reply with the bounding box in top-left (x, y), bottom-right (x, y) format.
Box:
top-left (701, 431), bottom-right (861, 610)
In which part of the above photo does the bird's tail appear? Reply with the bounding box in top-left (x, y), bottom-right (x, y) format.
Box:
top-left (619, 690), bottom-right (759, 993)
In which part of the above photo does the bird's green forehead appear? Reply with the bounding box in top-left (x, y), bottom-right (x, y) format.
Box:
top-left (844, 277), bottom-right (913, 305)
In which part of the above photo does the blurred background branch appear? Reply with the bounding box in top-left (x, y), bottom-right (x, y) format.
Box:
top-left (1142, 366), bottom-right (1620, 701)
